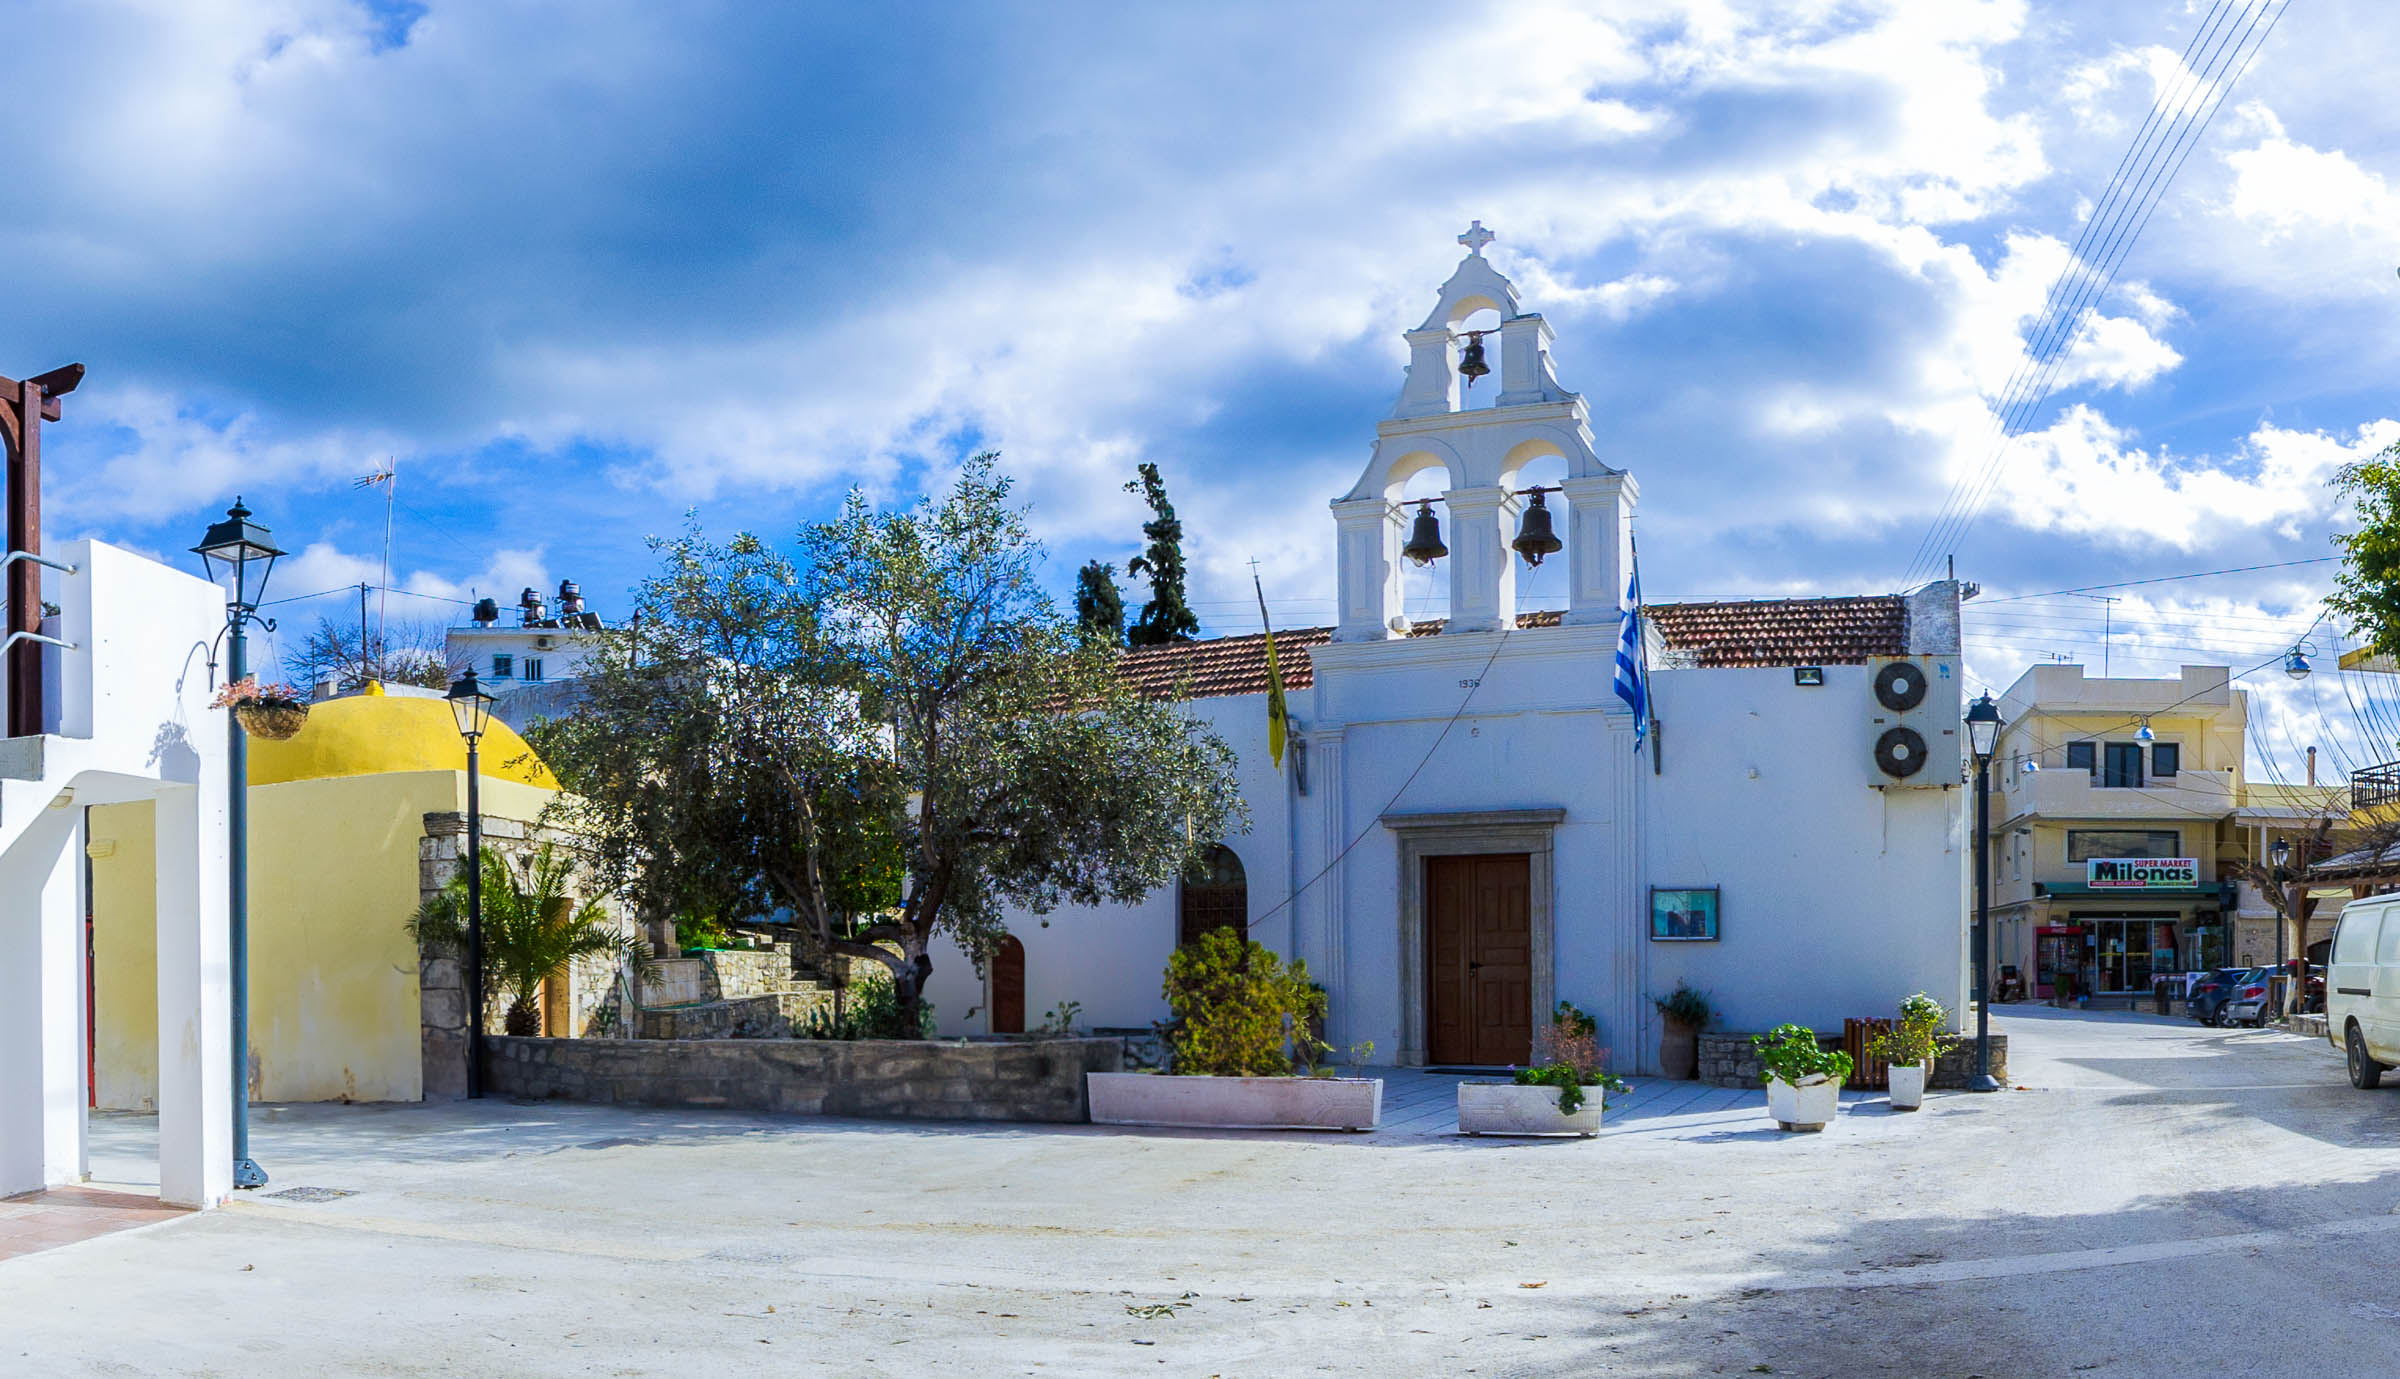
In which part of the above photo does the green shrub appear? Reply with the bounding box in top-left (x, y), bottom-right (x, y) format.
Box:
top-left (1866, 993), bottom-right (1953, 1068)
top-left (1512, 1001), bottom-right (1629, 1113)
top-left (1161, 928), bottom-right (1327, 1076)
top-left (801, 970), bottom-right (935, 1040)
top-left (1653, 981), bottom-right (1713, 1029)
top-left (1751, 1023), bottom-right (1852, 1086)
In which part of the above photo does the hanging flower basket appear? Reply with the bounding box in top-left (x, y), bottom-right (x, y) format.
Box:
top-left (235, 698), bottom-right (310, 741)
top-left (213, 677), bottom-right (310, 740)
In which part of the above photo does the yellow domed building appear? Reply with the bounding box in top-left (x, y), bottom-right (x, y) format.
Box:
top-left (89, 684), bottom-right (585, 1107)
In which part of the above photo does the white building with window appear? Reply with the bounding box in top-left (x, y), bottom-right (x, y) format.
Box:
top-left (444, 580), bottom-right (613, 728)
top-left (925, 226), bottom-right (1972, 1071)
top-left (1984, 663), bottom-right (2260, 1000)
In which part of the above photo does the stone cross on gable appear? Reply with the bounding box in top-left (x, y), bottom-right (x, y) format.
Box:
top-left (1457, 220), bottom-right (1496, 255)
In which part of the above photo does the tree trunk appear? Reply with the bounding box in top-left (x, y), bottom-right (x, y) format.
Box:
top-left (890, 944), bottom-right (934, 1039)
top-left (505, 998), bottom-right (541, 1037)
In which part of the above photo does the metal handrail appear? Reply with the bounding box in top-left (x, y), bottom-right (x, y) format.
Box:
top-left (0, 630), bottom-right (76, 655)
top-left (1, 550), bottom-right (78, 576)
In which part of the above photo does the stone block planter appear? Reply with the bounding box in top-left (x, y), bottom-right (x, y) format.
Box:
top-left (1457, 1081), bottom-right (1602, 1137)
top-left (1888, 1062), bottom-right (1927, 1111)
top-left (1087, 1072), bottom-right (1382, 1132)
top-left (1766, 1074), bottom-right (1839, 1131)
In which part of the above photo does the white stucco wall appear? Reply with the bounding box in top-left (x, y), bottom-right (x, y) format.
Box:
top-left (1639, 664), bottom-right (1969, 1045)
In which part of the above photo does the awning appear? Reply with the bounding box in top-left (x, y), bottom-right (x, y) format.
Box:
top-left (2034, 884), bottom-right (2215, 900)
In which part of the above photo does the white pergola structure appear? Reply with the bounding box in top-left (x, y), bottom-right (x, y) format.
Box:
top-left (0, 540), bottom-right (233, 1208)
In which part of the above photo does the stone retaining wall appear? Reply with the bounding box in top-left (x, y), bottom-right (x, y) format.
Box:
top-left (1697, 1030), bottom-right (2007, 1090)
top-left (483, 1035), bottom-right (1124, 1122)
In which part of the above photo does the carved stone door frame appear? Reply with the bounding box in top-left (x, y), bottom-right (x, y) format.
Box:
top-left (1383, 807), bottom-right (1563, 1066)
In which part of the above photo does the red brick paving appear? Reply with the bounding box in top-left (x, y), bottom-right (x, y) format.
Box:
top-left (0, 1185), bottom-right (186, 1262)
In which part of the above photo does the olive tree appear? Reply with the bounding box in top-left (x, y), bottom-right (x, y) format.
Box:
top-left (539, 454), bottom-right (1245, 1032)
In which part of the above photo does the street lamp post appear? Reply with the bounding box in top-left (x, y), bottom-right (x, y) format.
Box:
top-left (1965, 692), bottom-right (2004, 1094)
top-left (193, 499), bottom-right (283, 1190)
top-left (445, 670), bottom-right (496, 1099)
top-left (2272, 836), bottom-right (2294, 1019)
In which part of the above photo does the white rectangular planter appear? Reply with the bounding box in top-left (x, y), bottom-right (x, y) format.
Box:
top-left (1457, 1081), bottom-right (1604, 1137)
top-left (1765, 1074), bottom-right (1840, 1131)
top-left (1087, 1072), bottom-right (1382, 1132)
top-left (1887, 1062), bottom-right (1927, 1111)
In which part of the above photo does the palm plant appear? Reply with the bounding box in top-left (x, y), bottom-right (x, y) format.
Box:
top-left (413, 844), bottom-right (648, 1036)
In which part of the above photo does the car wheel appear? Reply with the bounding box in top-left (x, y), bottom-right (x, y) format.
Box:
top-left (2351, 1024), bottom-right (2386, 1090)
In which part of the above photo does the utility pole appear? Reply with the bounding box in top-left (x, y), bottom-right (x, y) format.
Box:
top-left (0, 364), bottom-right (84, 739)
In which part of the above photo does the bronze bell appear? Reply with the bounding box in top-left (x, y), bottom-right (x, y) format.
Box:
top-left (1401, 500), bottom-right (1448, 565)
top-left (1457, 330), bottom-right (1490, 385)
top-left (1511, 489), bottom-right (1563, 566)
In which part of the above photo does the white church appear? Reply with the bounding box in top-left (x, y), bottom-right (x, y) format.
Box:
top-left (929, 225), bottom-right (1971, 1072)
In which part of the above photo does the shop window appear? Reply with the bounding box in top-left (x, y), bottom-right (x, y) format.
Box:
top-left (2152, 742), bottom-right (2179, 778)
top-left (492, 653), bottom-right (514, 678)
top-left (2068, 829), bottom-right (2179, 862)
top-left (1179, 845), bottom-right (1248, 948)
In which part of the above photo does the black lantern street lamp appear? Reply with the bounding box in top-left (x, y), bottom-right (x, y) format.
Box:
top-left (1964, 691), bottom-right (2004, 1094)
top-left (192, 498), bottom-right (283, 1190)
top-left (446, 670), bottom-right (497, 1099)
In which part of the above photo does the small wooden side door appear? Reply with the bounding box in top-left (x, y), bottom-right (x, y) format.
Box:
top-left (991, 935), bottom-right (1026, 1035)
top-left (1425, 853), bottom-right (1533, 1066)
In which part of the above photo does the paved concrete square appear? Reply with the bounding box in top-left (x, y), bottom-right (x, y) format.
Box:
top-left (1, 1008), bottom-right (2387, 1375)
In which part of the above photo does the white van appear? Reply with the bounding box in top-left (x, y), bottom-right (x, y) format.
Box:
top-left (2327, 893), bottom-right (2400, 1089)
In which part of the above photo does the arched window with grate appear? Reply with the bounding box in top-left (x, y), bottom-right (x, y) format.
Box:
top-left (1179, 844), bottom-right (1249, 949)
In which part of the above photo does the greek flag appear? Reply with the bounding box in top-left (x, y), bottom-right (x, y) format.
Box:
top-left (1613, 555), bottom-right (1647, 750)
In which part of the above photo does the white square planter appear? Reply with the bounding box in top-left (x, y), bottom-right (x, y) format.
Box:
top-left (1087, 1072), bottom-right (1382, 1132)
top-left (1887, 1062), bottom-right (1928, 1111)
top-left (1765, 1074), bottom-right (1840, 1131)
top-left (1457, 1081), bottom-right (1604, 1137)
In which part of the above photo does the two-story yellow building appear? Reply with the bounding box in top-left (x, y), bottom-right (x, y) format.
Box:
top-left (1986, 665), bottom-right (2250, 1000)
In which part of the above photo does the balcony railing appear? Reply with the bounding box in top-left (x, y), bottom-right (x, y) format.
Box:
top-left (2354, 761), bottom-right (2400, 812)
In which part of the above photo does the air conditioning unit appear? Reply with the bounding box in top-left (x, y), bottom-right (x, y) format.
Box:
top-left (1866, 655), bottom-right (1961, 789)
top-left (533, 635), bottom-right (556, 651)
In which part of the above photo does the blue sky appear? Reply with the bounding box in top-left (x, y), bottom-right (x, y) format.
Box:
top-left (4, 0), bottom-right (2396, 778)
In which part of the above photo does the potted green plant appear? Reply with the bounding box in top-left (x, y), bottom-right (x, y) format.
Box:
top-left (1458, 1002), bottom-right (1630, 1137)
top-left (413, 845), bottom-right (650, 1036)
top-left (1654, 981), bottom-right (1712, 1080)
top-left (1752, 1023), bottom-right (1852, 1132)
top-left (212, 676), bottom-right (309, 741)
top-left (1866, 993), bottom-right (1953, 1112)
top-left (1088, 928), bottom-right (1379, 1131)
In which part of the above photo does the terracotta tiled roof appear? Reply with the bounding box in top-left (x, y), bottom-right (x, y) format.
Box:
top-left (1115, 611), bottom-right (1567, 702)
top-left (1648, 595), bottom-right (1907, 668)
top-left (1116, 627), bottom-right (1332, 701)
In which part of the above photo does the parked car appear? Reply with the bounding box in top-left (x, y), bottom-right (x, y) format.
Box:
top-left (2223, 968), bottom-right (2281, 1027)
top-left (2328, 896), bottom-right (2400, 1089)
top-left (2185, 968), bottom-right (2251, 1026)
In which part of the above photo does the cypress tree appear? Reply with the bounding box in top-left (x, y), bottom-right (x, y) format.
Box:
top-left (1124, 462), bottom-right (1201, 646)
top-left (1074, 559), bottom-right (1126, 649)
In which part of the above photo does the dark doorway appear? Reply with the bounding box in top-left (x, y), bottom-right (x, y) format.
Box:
top-left (990, 935), bottom-right (1026, 1035)
top-left (1425, 853), bottom-right (1532, 1065)
top-left (1179, 844), bottom-right (1249, 948)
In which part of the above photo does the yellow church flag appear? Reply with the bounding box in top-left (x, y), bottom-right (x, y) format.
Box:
top-left (1255, 569), bottom-right (1287, 769)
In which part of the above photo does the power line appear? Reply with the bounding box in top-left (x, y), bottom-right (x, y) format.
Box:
top-left (1902, 0), bottom-right (2289, 585)
top-left (1976, 557), bottom-right (2339, 605)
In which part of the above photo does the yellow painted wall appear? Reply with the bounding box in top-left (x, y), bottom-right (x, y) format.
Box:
top-left (89, 803), bottom-right (159, 1112)
top-left (88, 769), bottom-right (560, 1106)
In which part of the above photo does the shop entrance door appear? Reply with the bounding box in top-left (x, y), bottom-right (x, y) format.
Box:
top-left (2076, 914), bottom-right (2181, 994)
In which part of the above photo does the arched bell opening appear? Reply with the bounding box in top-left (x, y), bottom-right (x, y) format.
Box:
top-left (1451, 306), bottom-right (1503, 408)
top-left (1395, 462), bottom-right (1454, 626)
top-left (1501, 444), bottom-right (1570, 614)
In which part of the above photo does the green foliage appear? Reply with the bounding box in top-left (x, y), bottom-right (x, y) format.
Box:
top-left (1161, 928), bottom-right (1327, 1076)
top-left (1751, 1023), bottom-right (1852, 1087)
top-left (1512, 1002), bottom-right (1629, 1113)
top-left (1123, 462), bottom-right (1200, 647)
top-left (537, 453), bottom-right (1244, 1038)
top-left (412, 845), bottom-right (648, 1037)
top-left (800, 970), bottom-right (936, 1041)
top-left (1037, 1000), bottom-right (1084, 1036)
top-left (2332, 443), bottom-right (2400, 660)
top-left (1867, 992), bottom-right (1953, 1068)
top-left (1653, 981), bottom-right (1713, 1029)
top-left (675, 910), bottom-right (732, 951)
top-left (1073, 560), bottom-right (1126, 649)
